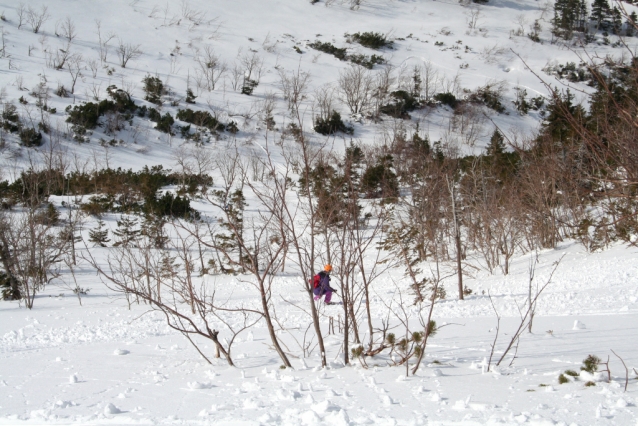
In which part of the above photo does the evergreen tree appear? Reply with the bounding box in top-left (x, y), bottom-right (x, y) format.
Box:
top-left (626, 11), bottom-right (637, 37)
top-left (214, 189), bottom-right (247, 272)
top-left (113, 216), bottom-right (139, 247)
top-left (88, 220), bottom-right (110, 247)
top-left (553, 0), bottom-right (588, 39)
top-left (591, 0), bottom-right (611, 30)
top-left (554, 0), bottom-right (576, 39)
top-left (611, 6), bottom-right (622, 34)
top-left (141, 214), bottom-right (168, 249)
top-left (185, 88), bottom-right (196, 104)
top-left (486, 129), bottom-right (506, 157)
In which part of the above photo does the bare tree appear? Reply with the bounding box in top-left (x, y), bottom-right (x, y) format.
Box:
top-left (350, 0), bottom-right (363, 10)
top-left (95, 20), bottom-right (116, 64)
top-left (229, 61), bottom-right (244, 91)
top-left (313, 85), bottom-right (336, 124)
top-left (466, 6), bottom-right (481, 30)
top-left (26, 5), bottom-right (50, 34)
top-left (116, 40), bottom-right (142, 68)
top-left (16, 3), bottom-right (27, 30)
top-left (446, 176), bottom-right (464, 300)
top-left (46, 45), bottom-right (71, 70)
top-left (339, 64), bottom-right (374, 115)
top-left (195, 46), bottom-right (226, 91)
top-left (489, 255), bottom-right (564, 369)
top-left (422, 60), bottom-right (440, 102)
top-left (196, 167), bottom-right (293, 367)
top-left (0, 27), bottom-right (8, 59)
top-left (56, 16), bottom-right (77, 43)
top-left (278, 66), bottom-right (311, 115)
top-left (87, 58), bottom-right (99, 78)
top-left (0, 206), bottom-right (67, 309)
top-left (66, 54), bottom-right (83, 94)
top-left (370, 65), bottom-right (395, 120)
top-left (240, 51), bottom-right (264, 84)
top-left (84, 235), bottom-right (242, 366)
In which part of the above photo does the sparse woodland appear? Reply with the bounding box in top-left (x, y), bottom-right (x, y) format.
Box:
top-left (0, 0), bottom-right (637, 378)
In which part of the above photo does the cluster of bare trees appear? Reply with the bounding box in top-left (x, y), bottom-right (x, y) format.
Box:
top-left (13, 6), bottom-right (145, 86)
top-left (0, 146), bottom-right (78, 308)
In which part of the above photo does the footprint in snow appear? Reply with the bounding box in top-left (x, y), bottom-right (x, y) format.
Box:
top-left (187, 381), bottom-right (213, 390)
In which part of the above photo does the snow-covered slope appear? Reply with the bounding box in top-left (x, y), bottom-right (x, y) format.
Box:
top-left (1, 0), bottom-right (638, 424)
top-left (0, 242), bottom-right (637, 424)
top-left (1, 0), bottom-right (630, 168)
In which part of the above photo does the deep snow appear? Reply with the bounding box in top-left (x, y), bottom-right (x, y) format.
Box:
top-left (1, 0), bottom-right (638, 424)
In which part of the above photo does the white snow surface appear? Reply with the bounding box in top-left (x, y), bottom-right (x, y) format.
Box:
top-left (1, 241), bottom-right (637, 424)
top-left (0, 0), bottom-right (638, 424)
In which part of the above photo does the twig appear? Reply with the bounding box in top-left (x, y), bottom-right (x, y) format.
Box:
top-left (181, 331), bottom-right (212, 364)
top-left (611, 349), bottom-right (629, 392)
top-left (487, 291), bottom-right (500, 371)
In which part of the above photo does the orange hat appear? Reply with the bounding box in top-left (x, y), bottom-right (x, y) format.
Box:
top-left (324, 264), bottom-right (332, 272)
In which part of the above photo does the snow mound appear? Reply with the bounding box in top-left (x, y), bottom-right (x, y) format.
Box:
top-left (311, 400), bottom-right (341, 415)
top-left (103, 403), bottom-right (121, 415)
top-left (243, 397), bottom-right (262, 409)
top-left (323, 409), bottom-right (350, 425)
top-left (573, 320), bottom-right (586, 330)
top-left (54, 400), bottom-right (73, 409)
top-left (300, 410), bottom-right (322, 425)
top-left (69, 374), bottom-right (78, 384)
top-left (276, 388), bottom-right (301, 401)
top-left (113, 349), bottom-right (130, 355)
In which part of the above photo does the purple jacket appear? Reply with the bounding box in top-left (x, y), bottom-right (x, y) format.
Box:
top-left (313, 271), bottom-right (332, 295)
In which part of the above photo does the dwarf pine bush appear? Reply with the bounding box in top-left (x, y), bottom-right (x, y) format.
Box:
top-left (349, 32), bottom-right (393, 49)
top-left (581, 355), bottom-right (601, 374)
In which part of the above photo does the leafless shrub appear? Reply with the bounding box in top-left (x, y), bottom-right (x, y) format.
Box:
top-left (466, 6), bottom-right (481, 30)
top-left (422, 60), bottom-right (440, 101)
top-left (95, 20), bottom-right (116, 63)
top-left (262, 32), bottom-right (278, 53)
top-left (370, 65), bottom-right (395, 119)
top-left (278, 66), bottom-right (311, 115)
top-left (26, 5), bottom-right (50, 34)
top-left (87, 58), bottom-right (99, 78)
top-left (451, 103), bottom-right (486, 146)
top-left (313, 85), bottom-right (336, 123)
top-left (338, 64), bottom-right (374, 115)
top-left (513, 14), bottom-right (528, 37)
top-left (66, 54), bottom-right (83, 94)
top-left (229, 61), bottom-right (244, 91)
top-left (0, 27), bottom-right (7, 59)
top-left (55, 16), bottom-right (77, 43)
top-left (46, 46), bottom-right (71, 70)
top-left (350, 0), bottom-right (363, 11)
top-left (488, 255), bottom-right (564, 370)
top-left (195, 46), bottom-right (226, 91)
top-left (240, 51), bottom-right (264, 84)
top-left (116, 40), bottom-right (142, 68)
top-left (480, 44), bottom-right (508, 64)
top-left (16, 3), bottom-right (27, 30)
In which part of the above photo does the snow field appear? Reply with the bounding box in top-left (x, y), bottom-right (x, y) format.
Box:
top-left (0, 0), bottom-right (638, 424)
top-left (0, 243), bottom-right (637, 424)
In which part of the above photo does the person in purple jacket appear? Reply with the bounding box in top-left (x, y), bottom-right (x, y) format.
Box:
top-left (312, 264), bottom-right (337, 305)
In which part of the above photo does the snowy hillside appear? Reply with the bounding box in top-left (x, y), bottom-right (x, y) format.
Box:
top-left (1, 0), bottom-right (638, 424)
top-left (0, 0), bottom-right (629, 166)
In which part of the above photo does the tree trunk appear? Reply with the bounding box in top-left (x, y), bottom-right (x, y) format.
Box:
top-left (259, 280), bottom-right (292, 367)
top-left (449, 179), bottom-right (464, 300)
